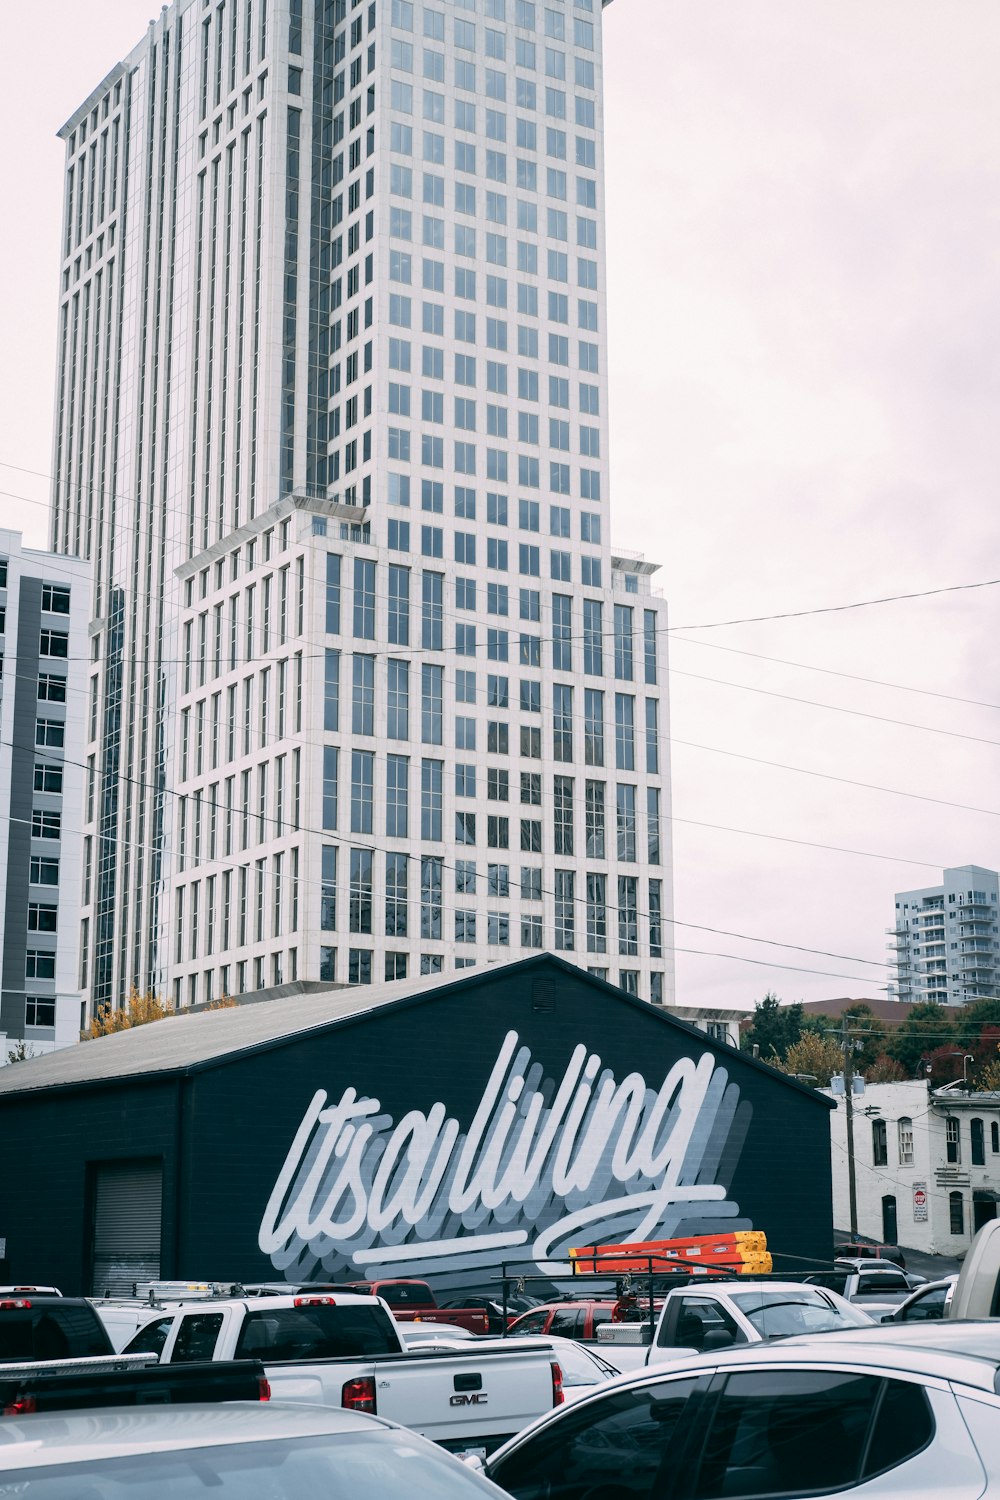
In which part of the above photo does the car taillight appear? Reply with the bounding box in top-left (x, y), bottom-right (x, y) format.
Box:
top-left (0, 1301), bottom-right (30, 1311)
top-left (342, 1377), bottom-right (376, 1414)
top-left (551, 1361), bottom-right (564, 1407)
top-left (258, 1376), bottom-right (271, 1402)
top-left (3, 1398), bottom-right (36, 1416)
top-left (294, 1296), bottom-right (336, 1307)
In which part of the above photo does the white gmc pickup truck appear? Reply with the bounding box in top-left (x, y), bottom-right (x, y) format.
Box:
top-left (118, 1289), bottom-right (562, 1455)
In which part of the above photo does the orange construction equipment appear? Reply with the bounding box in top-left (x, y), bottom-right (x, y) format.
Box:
top-left (570, 1230), bottom-right (770, 1276)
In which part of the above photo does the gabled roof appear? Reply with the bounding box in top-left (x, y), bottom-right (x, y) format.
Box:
top-left (0, 955), bottom-right (831, 1103)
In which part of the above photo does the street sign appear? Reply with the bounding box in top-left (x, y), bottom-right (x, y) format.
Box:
top-left (913, 1185), bottom-right (928, 1222)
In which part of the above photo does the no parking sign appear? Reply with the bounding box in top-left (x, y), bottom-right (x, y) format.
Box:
top-left (913, 1184), bottom-right (928, 1222)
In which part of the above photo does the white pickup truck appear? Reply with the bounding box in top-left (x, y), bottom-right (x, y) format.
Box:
top-left (596, 1279), bottom-right (874, 1369)
top-left (115, 1289), bottom-right (562, 1455)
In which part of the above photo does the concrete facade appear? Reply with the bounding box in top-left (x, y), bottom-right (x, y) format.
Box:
top-left (52, 0), bottom-right (674, 1019)
top-left (824, 1079), bottom-right (1000, 1256)
top-left (0, 531), bottom-right (89, 1061)
top-left (888, 865), bottom-right (1000, 1006)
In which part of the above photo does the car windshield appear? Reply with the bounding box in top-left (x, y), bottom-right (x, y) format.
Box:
top-left (0, 1432), bottom-right (498, 1498)
top-left (730, 1290), bottom-right (872, 1337)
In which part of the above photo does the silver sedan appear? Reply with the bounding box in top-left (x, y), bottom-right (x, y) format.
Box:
top-left (0, 1401), bottom-right (510, 1498)
top-left (484, 1321), bottom-right (1000, 1498)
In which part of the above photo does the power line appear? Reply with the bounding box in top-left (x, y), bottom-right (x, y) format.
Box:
top-left (1, 734), bottom-right (890, 982)
top-left (671, 668), bottom-right (1000, 750)
top-left (674, 739), bottom-right (1000, 819)
top-left (671, 635), bottom-right (1000, 714)
top-left (667, 577), bottom-right (1000, 633)
top-left (666, 814), bottom-right (943, 871)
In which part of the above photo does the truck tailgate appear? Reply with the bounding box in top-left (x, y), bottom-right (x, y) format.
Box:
top-left (371, 1345), bottom-right (557, 1449)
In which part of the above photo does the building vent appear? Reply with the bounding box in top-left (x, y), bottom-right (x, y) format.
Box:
top-left (532, 980), bottom-right (556, 1013)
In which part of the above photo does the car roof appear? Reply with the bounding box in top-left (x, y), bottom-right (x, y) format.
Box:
top-left (612, 1321), bottom-right (1000, 1393)
top-left (194, 1292), bottom-right (381, 1310)
top-left (0, 1402), bottom-right (393, 1470)
top-left (834, 1258), bottom-right (905, 1272)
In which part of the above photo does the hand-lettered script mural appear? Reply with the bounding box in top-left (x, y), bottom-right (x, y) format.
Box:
top-left (259, 1031), bottom-right (754, 1282)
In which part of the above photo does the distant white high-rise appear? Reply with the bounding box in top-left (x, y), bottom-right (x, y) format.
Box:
top-left (0, 531), bottom-right (89, 1059)
top-left (51, 0), bottom-right (674, 1018)
top-left (888, 865), bottom-right (1000, 1005)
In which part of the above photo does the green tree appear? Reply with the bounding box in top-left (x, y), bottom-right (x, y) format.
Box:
top-left (740, 992), bottom-right (803, 1064)
top-left (884, 1002), bottom-right (957, 1077)
top-left (839, 1003), bottom-right (883, 1073)
top-left (776, 1033), bottom-right (845, 1087)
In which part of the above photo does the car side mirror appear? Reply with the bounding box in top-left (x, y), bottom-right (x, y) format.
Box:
top-left (701, 1329), bottom-right (735, 1351)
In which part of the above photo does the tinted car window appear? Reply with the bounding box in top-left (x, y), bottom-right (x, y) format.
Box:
top-left (590, 1306), bottom-right (613, 1327)
top-left (802, 1272), bottom-right (848, 1296)
top-left (862, 1379), bottom-right (934, 1478)
top-left (899, 1285), bottom-right (948, 1322)
top-left (234, 1304), bottom-right (400, 1361)
top-left (550, 1309), bottom-right (583, 1338)
top-left (170, 1313), bottom-right (224, 1364)
top-left (489, 1377), bottom-right (703, 1500)
top-left (694, 1369), bottom-right (879, 1497)
top-left (661, 1298), bottom-right (743, 1351)
top-left (123, 1317), bottom-right (174, 1356)
top-left (377, 1282), bottom-right (433, 1307)
top-left (512, 1310), bottom-right (550, 1335)
top-left (0, 1303), bottom-right (110, 1362)
top-left (857, 1272), bottom-right (909, 1294)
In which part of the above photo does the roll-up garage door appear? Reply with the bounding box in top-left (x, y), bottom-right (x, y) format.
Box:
top-left (91, 1160), bottom-right (163, 1297)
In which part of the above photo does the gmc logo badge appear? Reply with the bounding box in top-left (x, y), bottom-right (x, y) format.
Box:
top-left (450, 1393), bottom-right (488, 1406)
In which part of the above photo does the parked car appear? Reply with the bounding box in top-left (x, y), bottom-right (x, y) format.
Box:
top-left (888, 1275), bottom-right (957, 1323)
top-left (402, 1326), bottom-right (484, 1350)
top-left (337, 1279), bottom-right (490, 1333)
top-left (598, 1279), bottom-right (873, 1367)
top-left (0, 1401), bottom-right (509, 1498)
top-left (803, 1259), bottom-right (924, 1312)
top-left (483, 1322), bottom-right (1000, 1498)
top-left (440, 1294), bottom-right (540, 1334)
top-left (835, 1240), bottom-right (907, 1269)
top-left (507, 1301), bottom-right (617, 1341)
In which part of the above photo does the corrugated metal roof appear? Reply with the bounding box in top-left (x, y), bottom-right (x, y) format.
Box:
top-left (0, 963), bottom-right (497, 1096)
top-left (0, 955), bottom-right (831, 1104)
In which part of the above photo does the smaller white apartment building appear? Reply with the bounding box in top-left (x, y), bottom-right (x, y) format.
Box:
top-left (824, 1080), bottom-right (1000, 1256)
top-left (0, 531), bottom-right (89, 1063)
top-left (889, 864), bottom-right (1000, 1005)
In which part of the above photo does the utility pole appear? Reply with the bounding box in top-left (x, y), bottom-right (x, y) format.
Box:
top-left (842, 1015), bottom-right (859, 1238)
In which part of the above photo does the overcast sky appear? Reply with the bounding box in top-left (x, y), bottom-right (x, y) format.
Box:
top-left (1, 1), bottom-right (998, 1011)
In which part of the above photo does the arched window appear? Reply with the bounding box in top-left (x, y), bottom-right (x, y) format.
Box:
top-left (971, 1118), bottom-right (986, 1167)
top-left (949, 1191), bottom-right (965, 1236)
top-left (946, 1116), bottom-right (961, 1164)
top-left (898, 1117), bottom-right (913, 1166)
top-left (872, 1119), bottom-right (887, 1166)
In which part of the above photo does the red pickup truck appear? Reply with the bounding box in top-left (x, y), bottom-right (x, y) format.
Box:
top-left (339, 1280), bottom-right (489, 1334)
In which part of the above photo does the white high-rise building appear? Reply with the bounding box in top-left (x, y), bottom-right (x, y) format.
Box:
top-left (0, 531), bottom-right (89, 1059)
top-left (889, 865), bottom-right (1000, 1006)
top-left (51, 0), bottom-right (673, 1017)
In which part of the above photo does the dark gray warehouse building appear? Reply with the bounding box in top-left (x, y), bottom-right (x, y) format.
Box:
top-left (0, 957), bottom-right (834, 1294)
